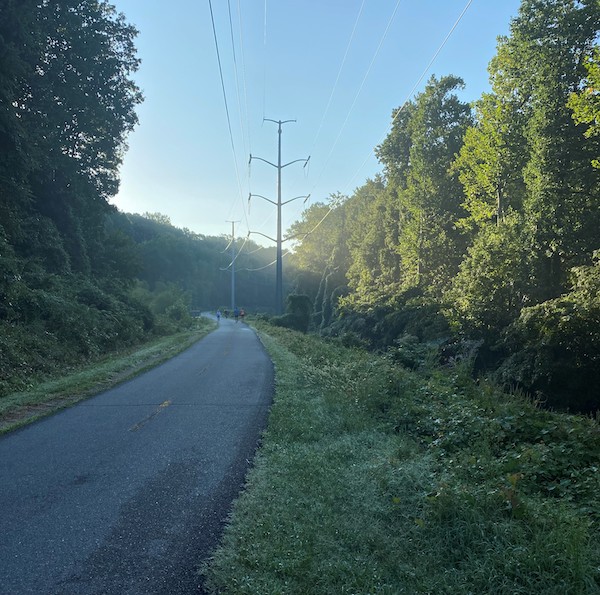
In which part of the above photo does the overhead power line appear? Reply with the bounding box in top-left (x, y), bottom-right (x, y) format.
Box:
top-left (220, 234), bottom-right (250, 270)
top-left (243, 250), bottom-right (291, 272)
top-left (208, 0), bottom-right (249, 230)
top-left (236, 0), bottom-right (252, 154)
top-left (305, 0), bottom-right (403, 199)
top-left (227, 0), bottom-right (248, 160)
top-left (262, 0), bottom-right (268, 121)
top-left (309, 0), bottom-right (366, 157)
top-left (343, 0), bottom-right (474, 195)
top-left (286, 0), bottom-right (366, 218)
top-left (297, 0), bottom-right (475, 244)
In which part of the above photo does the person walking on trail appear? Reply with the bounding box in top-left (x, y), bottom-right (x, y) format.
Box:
top-left (239, 308), bottom-right (245, 322)
top-left (233, 307), bottom-right (239, 322)
top-left (216, 310), bottom-right (221, 324)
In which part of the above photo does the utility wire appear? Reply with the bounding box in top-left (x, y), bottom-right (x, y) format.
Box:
top-left (242, 0), bottom-right (276, 238)
top-left (297, 0), bottom-right (474, 243)
top-left (262, 0), bottom-right (268, 121)
top-left (309, 0), bottom-right (366, 157)
top-left (208, 0), bottom-right (249, 231)
top-left (227, 0), bottom-right (249, 160)
top-left (343, 0), bottom-right (474, 195)
top-left (286, 0), bottom-right (366, 219)
top-left (237, 0), bottom-right (252, 154)
top-left (246, 244), bottom-right (268, 255)
top-left (221, 236), bottom-right (234, 253)
top-left (220, 235), bottom-right (250, 270)
top-left (243, 250), bottom-right (291, 272)
top-left (284, 0), bottom-right (378, 231)
top-left (306, 0), bottom-right (403, 198)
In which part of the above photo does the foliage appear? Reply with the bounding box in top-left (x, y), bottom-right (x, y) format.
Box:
top-left (270, 294), bottom-right (313, 333)
top-left (328, 288), bottom-right (446, 353)
top-left (495, 252), bottom-right (600, 412)
top-left (0, 0), bottom-right (143, 276)
top-left (285, 0), bottom-right (600, 412)
top-left (376, 75), bottom-right (472, 296)
top-left (509, 0), bottom-right (600, 298)
top-left (109, 211), bottom-right (282, 312)
top-left (446, 214), bottom-right (531, 337)
top-left (452, 92), bottom-right (527, 229)
top-left (287, 198), bottom-right (348, 277)
top-left (204, 323), bottom-right (600, 594)
top-left (568, 47), bottom-right (600, 168)
top-left (344, 181), bottom-right (403, 306)
top-left (385, 334), bottom-right (436, 370)
top-left (0, 1), bottom-right (284, 397)
top-left (0, 274), bottom-right (153, 396)
top-left (316, 76), bottom-right (474, 313)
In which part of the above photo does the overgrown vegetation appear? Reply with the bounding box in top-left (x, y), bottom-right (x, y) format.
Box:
top-left (268, 294), bottom-right (313, 333)
top-left (0, 317), bottom-right (214, 435)
top-left (204, 323), bottom-right (600, 594)
top-left (0, 2), bottom-right (285, 399)
top-left (288, 0), bottom-right (600, 412)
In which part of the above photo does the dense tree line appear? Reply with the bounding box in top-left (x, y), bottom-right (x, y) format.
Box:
top-left (2, 0), bottom-right (598, 411)
top-left (289, 0), bottom-right (600, 412)
top-left (106, 210), bottom-right (281, 313)
top-left (0, 0), bottom-right (146, 394)
top-left (0, 1), bottom-right (281, 396)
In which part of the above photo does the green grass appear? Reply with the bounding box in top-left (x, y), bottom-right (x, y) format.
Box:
top-left (0, 317), bottom-right (216, 434)
top-left (203, 323), bottom-right (600, 594)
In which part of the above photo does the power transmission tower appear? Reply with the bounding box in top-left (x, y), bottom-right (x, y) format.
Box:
top-left (249, 119), bottom-right (309, 314)
top-left (226, 220), bottom-right (239, 312)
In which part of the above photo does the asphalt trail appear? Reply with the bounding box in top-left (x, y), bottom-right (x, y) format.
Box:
top-left (0, 318), bottom-right (273, 594)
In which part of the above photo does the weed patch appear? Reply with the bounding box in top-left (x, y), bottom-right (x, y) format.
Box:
top-left (204, 323), bottom-right (600, 594)
top-left (0, 318), bottom-right (214, 434)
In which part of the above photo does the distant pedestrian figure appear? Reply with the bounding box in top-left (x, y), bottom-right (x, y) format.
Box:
top-left (233, 307), bottom-right (239, 322)
top-left (239, 308), bottom-right (245, 322)
top-left (216, 310), bottom-right (221, 324)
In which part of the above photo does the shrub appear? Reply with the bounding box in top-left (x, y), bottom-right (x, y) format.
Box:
top-left (271, 294), bottom-right (312, 333)
top-left (386, 334), bottom-right (434, 370)
top-left (496, 256), bottom-right (600, 412)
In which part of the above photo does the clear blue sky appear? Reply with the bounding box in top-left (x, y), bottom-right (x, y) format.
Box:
top-left (110, 0), bottom-right (522, 244)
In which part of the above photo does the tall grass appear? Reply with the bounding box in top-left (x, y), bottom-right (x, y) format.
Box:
top-left (203, 323), bottom-right (600, 594)
top-left (0, 318), bottom-right (214, 434)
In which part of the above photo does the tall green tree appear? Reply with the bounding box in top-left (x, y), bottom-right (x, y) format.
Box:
top-left (447, 214), bottom-right (531, 336)
top-left (287, 198), bottom-right (347, 278)
top-left (451, 0), bottom-right (600, 335)
top-left (0, 0), bottom-right (39, 241)
top-left (287, 195), bottom-right (351, 324)
top-left (376, 75), bottom-right (472, 296)
top-left (1, 0), bottom-right (142, 276)
top-left (568, 47), bottom-right (600, 169)
top-left (492, 0), bottom-right (600, 299)
top-left (343, 178), bottom-right (399, 307)
top-left (453, 92), bottom-right (527, 229)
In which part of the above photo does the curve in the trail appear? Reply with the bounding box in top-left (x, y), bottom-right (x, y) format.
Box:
top-left (0, 318), bottom-right (273, 594)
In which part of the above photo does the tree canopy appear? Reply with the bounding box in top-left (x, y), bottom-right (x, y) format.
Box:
top-left (288, 0), bottom-right (600, 411)
top-left (0, 1), bottom-right (282, 396)
top-left (2, 0), bottom-right (600, 411)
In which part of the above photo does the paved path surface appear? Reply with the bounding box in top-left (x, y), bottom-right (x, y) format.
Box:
top-left (0, 318), bottom-right (273, 594)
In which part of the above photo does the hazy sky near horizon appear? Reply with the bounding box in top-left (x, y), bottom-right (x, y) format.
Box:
top-left (110, 0), bottom-right (522, 245)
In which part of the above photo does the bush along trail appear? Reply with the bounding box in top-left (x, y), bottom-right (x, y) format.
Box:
top-left (0, 318), bottom-right (215, 435)
top-left (203, 322), bottom-right (600, 594)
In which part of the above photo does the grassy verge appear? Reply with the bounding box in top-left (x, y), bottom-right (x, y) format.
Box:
top-left (0, 317), bottom-right (216, 434)
top-left (203, 323), bottom-right (600, 594)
